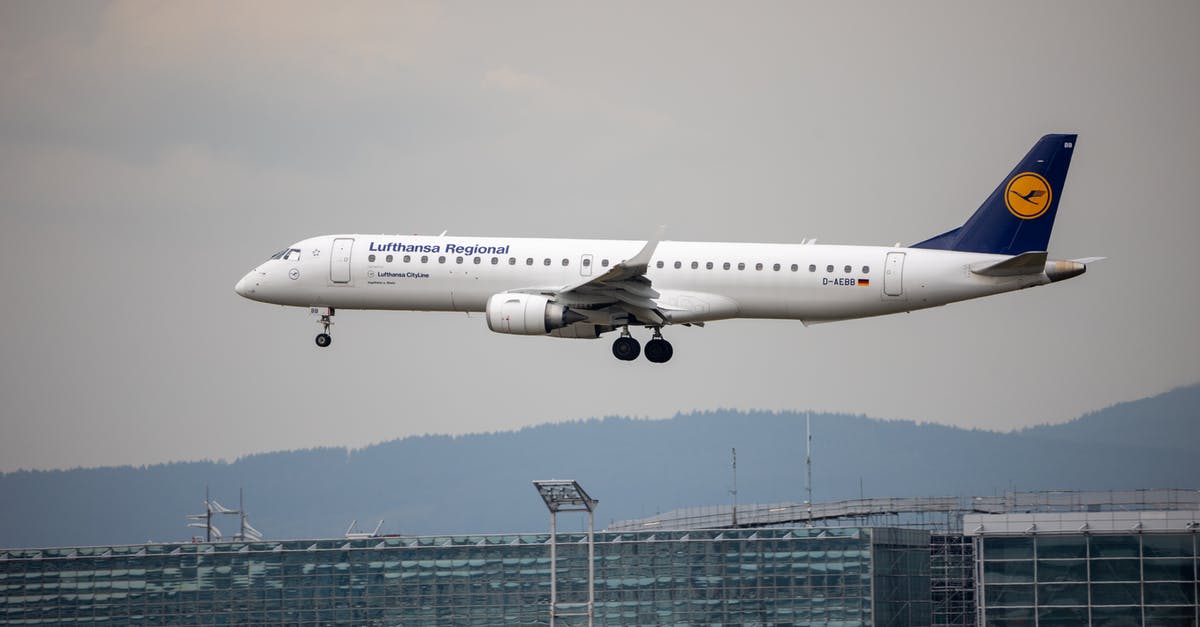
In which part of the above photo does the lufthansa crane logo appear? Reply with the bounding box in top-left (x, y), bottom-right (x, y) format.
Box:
top-left (1004, 172), bottom-right (1052, 220)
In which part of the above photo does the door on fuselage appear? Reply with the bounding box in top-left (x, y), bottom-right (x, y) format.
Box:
top-left (884, 252), bottom-right (905, 297)
top-left (331, 238), bottom-right (354, 284)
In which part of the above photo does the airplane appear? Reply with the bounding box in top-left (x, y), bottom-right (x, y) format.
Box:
top-left (236, 134), bottom-right (1098, 363)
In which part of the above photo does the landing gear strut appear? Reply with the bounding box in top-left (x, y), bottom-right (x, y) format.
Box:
top-left (313, 307), bottom-right (334, 348)
top-left (612, 328), bottom-right (640, 361)
top-left (644, 328), bottom-right (674, 363)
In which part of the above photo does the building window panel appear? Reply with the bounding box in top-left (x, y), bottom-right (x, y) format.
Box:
top-left (1037, 606), bottom-right (1089, 625)
top-left (1090, 559), bottom-right (1141, 582)
top-left (1089, 535), bottom-right (1140, 558)
top-left (1143, 557), bottom-right (1195, 581)
top-left (1142, 534), bottom-right (1195, 558)
top-left (984, 560), bottom-right (1035, 584)
top-left (1036, 583), bottom-right (1088, 606)
top-left (1145, 605), bottom-right (1200, 622)
top-left (986, 606), bottom-right (1036, 623)
top-left (983, 584), bottom-right (1034, 607)
top-left (1144, 581), bottom-right (1196, 605)
top-left (1036, 560), bottom-right (1087, 583)
top-left (1090, 582), bottom-right (1142, 606)
top-left (1036, 535), bottom-right (1087, 559)
top-left (983, 537), bottom-right (1034, 560)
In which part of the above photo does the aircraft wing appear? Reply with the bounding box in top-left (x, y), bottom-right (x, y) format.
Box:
top-left (511, 227), bottom-right (670, 325)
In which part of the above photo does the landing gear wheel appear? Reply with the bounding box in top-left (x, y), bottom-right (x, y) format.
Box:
top-left (612, 336), bottom-right (641, 361)
top-left (312, 307), bottom-right (335, 348)
top-left (644, 338), bottom-right (673, 363)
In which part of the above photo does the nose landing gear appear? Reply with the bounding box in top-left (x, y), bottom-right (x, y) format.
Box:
top-left (312, 307), bottom-right (334, 348)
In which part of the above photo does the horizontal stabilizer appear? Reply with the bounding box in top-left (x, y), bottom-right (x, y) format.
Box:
top-left (970, 251), bottom-right (1048, 277)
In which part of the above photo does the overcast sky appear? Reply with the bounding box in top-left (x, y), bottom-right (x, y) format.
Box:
top-left (1, 1), bottom-right (1197, 472)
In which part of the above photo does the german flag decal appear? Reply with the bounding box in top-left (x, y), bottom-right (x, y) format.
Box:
top-left (858, 279), bottom-right (870, 286)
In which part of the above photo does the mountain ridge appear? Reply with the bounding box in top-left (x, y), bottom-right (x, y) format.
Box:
top-left (1, 384), bottom-right (1195, 548)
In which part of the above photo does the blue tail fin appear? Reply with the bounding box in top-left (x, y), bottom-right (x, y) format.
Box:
top-left (913, 134), bottom-right (1077, 255)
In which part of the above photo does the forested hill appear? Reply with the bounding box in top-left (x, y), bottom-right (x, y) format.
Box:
top-left (2, 385), bottom-right (1196, 549)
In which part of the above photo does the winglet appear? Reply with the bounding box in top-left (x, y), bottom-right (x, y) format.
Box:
top-left (622, 225), bottom-right (665, 271)
top-left (555, 226), bottom-right (666, 294)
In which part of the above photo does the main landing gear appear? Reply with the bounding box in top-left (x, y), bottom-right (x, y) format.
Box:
top-left (612, 327), bottom-right (673, 363)
top-left (313, 307), bottom-right (334, 348)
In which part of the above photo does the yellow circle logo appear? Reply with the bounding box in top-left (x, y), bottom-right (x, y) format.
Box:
top-left (1004, 172), bottom-right (1052, 220)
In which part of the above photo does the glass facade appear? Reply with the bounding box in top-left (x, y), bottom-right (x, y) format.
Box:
top-left (978, 532), bottom-right (1199, 627)
top-left (1, 527), bottom-right (930, 626)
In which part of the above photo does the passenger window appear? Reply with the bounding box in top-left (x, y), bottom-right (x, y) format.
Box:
top-left (674, 261), bottom-right (682, 269)
top-left (526, 258), bottom-right (534, 266)
top-left (773, 263), bottom-right (781, 271)
top-left (438, 256), bottom-right (446, 264)
top-left (862, 265), bottom-right (870, 273)
top-left (544, 258), bottom-right (551, 266)
top-left (755, 263), bottom-right (763, 271)
top-left (509, 257), bottom-right (516, 265)
top-left (706, 262), bottom-right (714, 270)
top-left (386, 255), bottom-right (393, 263)
top-left (723, 262), bottom-right (731, 270)
top-left (790, 264), bottom-right (798, 272)
top-left (826, 265), bottom-right (834, 272)
top-left (474, 257), bottom-right (481, 264)
top-left (456, 256), bottom-right (463, 264)
top-left (690, 261), bottom-right (698, 269)
top-left (809, 264), bottom-right (816, 272)
top-left (491, 257), bottom-right (499, 265)
top-left (368, 254), bottom-right (376, 262)
top-left (604, 259), bottom-right (612, 267)
top-left (738, 262), bottom-right (746, 271)
top-left (844, 265), bottom-right (851, 273)
top-left (403, 255), bottom-right (411, 263)
top-left (562, 258), bottom-right (569, 266)
top-left (421, 255), bottom-right (429, 263)
top-left (655, 261), bottom-right (663, 269)
top-left (583, 258), bottom-right (591, 267)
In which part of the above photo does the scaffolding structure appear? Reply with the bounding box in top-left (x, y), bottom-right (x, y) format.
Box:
top-left (609, 496), bottom-right (970, 533)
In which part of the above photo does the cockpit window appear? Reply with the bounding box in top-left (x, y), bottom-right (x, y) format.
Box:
top-left (283, 248), bottom-right (302, 261)
top-left (269, 249), bottom-right (289, 260)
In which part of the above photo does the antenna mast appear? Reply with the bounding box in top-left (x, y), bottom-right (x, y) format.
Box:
top-left (806, 413), bottom-right (813, 526)
top-left (730, 448), bottom-right (738, 527)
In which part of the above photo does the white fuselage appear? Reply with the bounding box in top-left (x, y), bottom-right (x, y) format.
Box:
top-left (235, 234), bottom-right (1050, 325)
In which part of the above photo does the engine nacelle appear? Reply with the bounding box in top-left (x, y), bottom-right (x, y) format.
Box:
top-left (485, 293), bottom-right (586, 335)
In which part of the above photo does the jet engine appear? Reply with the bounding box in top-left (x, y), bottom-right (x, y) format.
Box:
top-left (486, 293), bottom-right (587, 335)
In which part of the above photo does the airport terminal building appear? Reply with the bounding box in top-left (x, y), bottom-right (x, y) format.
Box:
top-left (1, 526), bottom-right (929, 626)
top-left (1, 489), bottom-right (1196, 626)
top-left (967, 506), bottom-right (1199, 626)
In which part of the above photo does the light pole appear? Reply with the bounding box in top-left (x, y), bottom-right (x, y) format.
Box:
top-left (533, 480), bottom-right (598, 627)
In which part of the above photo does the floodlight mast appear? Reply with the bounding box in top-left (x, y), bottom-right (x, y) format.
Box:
top-left (532, 480), bottom-right (598, 627)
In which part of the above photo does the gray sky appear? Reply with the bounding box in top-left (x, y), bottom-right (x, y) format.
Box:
top-left (2, 1), bottom-right (1198, 472)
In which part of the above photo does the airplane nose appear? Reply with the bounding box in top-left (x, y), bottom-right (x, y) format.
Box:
top-left (235, 272), bottom-right (256, 298)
